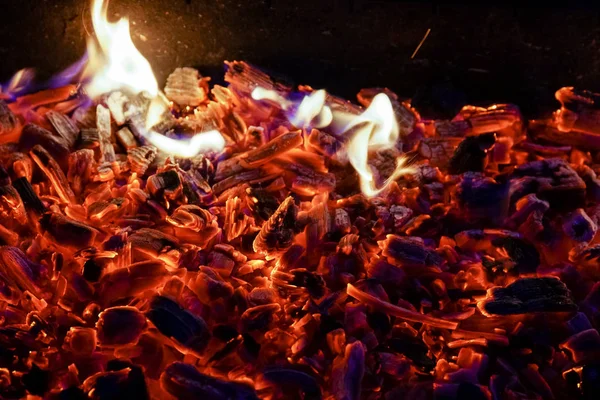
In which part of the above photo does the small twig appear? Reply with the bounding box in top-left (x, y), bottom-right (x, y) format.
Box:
top-left (411, 28), bottom-right (431, 59)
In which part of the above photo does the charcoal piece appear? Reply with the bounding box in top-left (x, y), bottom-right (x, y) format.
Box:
top-left (290, 269), bottom-right (326, 298)
top-left (448, 133), bottom-right (496, 174)
top-left (84, 368), bottom-right (149, 400)
top-left (213, 325), bottom-right (239, 342)
top-left (79, 128), bottom-right (100, 151)
top-left (455, 172), bottom-right (509, 224)
top-left (0, 246), bottom-right (46, 300)
top-left (30, 145), bottom-right (75, 204)
top-left (127, 145), bottom-right (157, 176)
top-left (46, 110), bottom-right (79, 149)
top-left (480, 277), bottom-right (577, 315)
top-left (511, 158), bottom-right (586, 211)
top-left (247, 187), bottom-right (280, 221)
top-left (331, 341), bottom-right (365, 400)
top-left (384, 337), bottom-right (436, 370)
top-left (96, 306), bottom-right (148, 345)
top-left (165, 67), bottom-right (207, 107)
top-left (105, 360), bottom-right (150, 400)
top-left (0, 100), bottom-right (17, 136)
top-left (57, 387), bottom-right (87, 400)
top-left (262, 367), bottom-right (322, 400)
top-left (491, 236), bottom-right (540, 274)
top-left (20, 123), bottom-right (70, 170)
top-left (380, 235), bottom-right (442, 266)
top-left (146, 169), bottom-right (182, 199)
top-left (562, 208), bottom-right (597, 243)
top-left (128, 228), bottom-right (179, 258)
top-left (22, 364), bottom-right (50, 397)
top-left (224, 60), bottom-right (291, 96)
top-left (581, 363), bottom-right (600, 399)
top-left (83, 259), bottom-right (103, 282)
top-left (160, 361), bottom-right (259, 400)
top-left (239, 303), bottom-right (281, 332)
top-left (253, 196), bottom-right (298, 256)
top-left (40, 212), bottom-right (98, 249)
top-left (146, 295), bottom-right (210, 353)
top-left (241, 131), bottom-right (303, 168)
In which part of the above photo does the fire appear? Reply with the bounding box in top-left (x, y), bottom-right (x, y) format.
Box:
top-left (252, 87), bottom-right (413, 196)
top-left (83, 0), bottom-right (224, 157)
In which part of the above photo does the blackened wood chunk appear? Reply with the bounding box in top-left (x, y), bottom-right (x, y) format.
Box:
top-left (12, 177), bottom-right (45, 214)
top-left (448, 133), bottom-right (496, 174)
top-left (491, 236), bottom-right (540, 274)
top-left (481, 277), bottom-right (577, 315)
top-left (40, 212), bottom-right (98, 249)
top-left (19, 123), bottom-right (70, 170)
top-left (456, 172), bottom-right (509, 224)
top-left (146, 296), bottom-right (210, 353)
top-left (381, 235), bottom-right (443, 266)
top-left (0, 100), bottom-right (17, 136)
top-left (161, 361), bottom-right (259, 400)
top-left (253, 196), bottom-right (298, 256)
top-left (512, 158), bottom-right (586, 211)
top-left (262, 367), bottom-right (322, 400)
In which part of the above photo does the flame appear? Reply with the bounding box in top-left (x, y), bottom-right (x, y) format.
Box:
top-left (343, 93), bottom-right (414, 197)
top-left (251, 87), bottom-right (414, 197)
top-left (83, 0), bottom-right (224, 157)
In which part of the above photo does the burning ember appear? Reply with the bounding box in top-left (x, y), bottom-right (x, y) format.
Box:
top-left (0, 0), bottom-right (600, 399)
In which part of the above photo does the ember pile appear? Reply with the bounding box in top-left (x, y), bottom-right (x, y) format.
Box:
top-left (1, 3), bottom-right (600, 400)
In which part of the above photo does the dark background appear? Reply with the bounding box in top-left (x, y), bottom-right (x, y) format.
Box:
top-left (1, 0), bottom-right (600, 118)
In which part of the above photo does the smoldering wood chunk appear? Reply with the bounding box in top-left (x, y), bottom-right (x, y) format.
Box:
top-left (560, 329), bottom-right (600, 364)
top-left (40, 212), bottom-right (98, 249)
top-left (241, 131), bottom-right (303, 168)
top-left (480, 277), bottom-right (577, 315)
top-left (116, 127), bottom-right (138, 150)
top-left (448, 133), bottom-right (496, 175)
top-left (181, 169), bottom-right (213, 205)
top-left (247, 187), bottom-right (280, 221)
top-left (19, 124), bottom-right (70, 170)
top-left (98, 261), bottom-right (170, 304)
top-left (490, 236), bottom-right (540, 274)
top-left (96, 104), bottom-right (115, 163)
top-left (106, 90), bottom-right (129, 125)
top-left (0, 173), bottom-right (27, 226)
top-left (167, 204), bottom-right (217, 232)
top-left (529, 119), bottom-right (600, 150)
top-left (146, 296), bottom-right (210, 353)
top-left (511, 158), bottom-right (586, 211)
top-left (127, 145), bottom-right (157, 176)
top-left (79, 128), bottom-right (101, 153)
top-left (262, 367), bottom-right (322, 400)
top-left (212, 169), bottom-right (262, 196)
top-left (147, 169), bottom-right (183, 202)
top-left (380, 235), bottom-right (443, 267)
top-left (418, 137), bottom-right (463, 170)
top-left (331, 341), bottom-right (365, 400)
top-left (96, 306), bottom-right (147, 345)
top-left (224, 196), bottom-right (253, 241)
top-left (307, 128), bottom-right (341, 156)
top-left (239, 303), bottom-right (281, 332)
top-left (455, 172), bottom-right (509, 224)
top-left (562, 208), bottom-right (597, 243)
top-left (555, 87), bottom-right (600, 134)
top-left (87, 198), bottom-right (128, 222)
top-left (72, 105), bottom-right (97, 129)
top-left (128, 228), bottom-right (179, 259)
top-left (215, 155), bottom-right (245, 181)
top-left (161, 361), bottom-right (259, 400)
top-left (45, 110), bottom-right (79, 149)
top-left (165, 67), bottom-right (207, 107)
top-left (12, 177), bottom-right (45, 214)
top-left (0, 100), bottom-right (18, 136)
top-left (282, 161), bottom-right (336, 195)
top-left (290, 269), bottom-right (326, 298)
top-left (0, 246), bottom-right (46, 302)
top-left (0, 144), bottom-right (32, 181)
top-left (82, 363), bottom-right (150, 400)
top-left (29, 145), bottom-right (75, 204)
top-left (67, 149), bottom-right (95, 196)
top-left (224, 60), bottom-right (291, 96)
top-left (253, 196), bottom-right (298, 256)
top-left (357, 88), bottom-right (419, 137)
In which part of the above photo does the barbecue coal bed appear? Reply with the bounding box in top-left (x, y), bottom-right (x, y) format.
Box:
top-left (1, 0), bottom-right (600, 399)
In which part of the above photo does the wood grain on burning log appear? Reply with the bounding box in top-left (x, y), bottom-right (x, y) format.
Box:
top-left (127, 145), bottom-right (157, 176)
top-left (20, 124), bottom-right (70, 171)
top-left (96, 104), bottom-right (115, 163)
top-left (0, 100), bottom-right (18, 140)
top-left (165, 67), bottom-right (208, 107)
top-left (45, 110), bottom-right (79, 149)
top-left (225, 60), bottom-right (291, 96)
top-left (240, 130), bottom-right (303, 168)
top-left (253, 196), bottom-right (297, 257)
top-left (40, 212), bottom-right (98, 250)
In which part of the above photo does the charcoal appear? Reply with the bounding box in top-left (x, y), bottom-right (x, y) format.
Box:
top-left (83, 258), bottom-right (103, 282)
top-left (105, 360), bottom-right (150, 400)
top-left (455, 172), bottom-right (509, 224)
top-left (263, 367), bottom-right (322, 400)
top-left (46, 110), bottom-right (79, 149)
top-left (562, 208), bottom-right (597, 243)
top-left (30, 145), bottom-right (75, 204)
top-left (0, 246), bottom-right (46, 301)
top-left (40, 212), bottom-right (98, 249)
top-left (22, 364), bottom-right (51, 397)
top-left (253, 196), bottom-right (298, 256)
top-left (115, 127), bottom-right (137, 150)
top-left (384, 337), bottom-right (436, 370)
top-left (127, 145), bottom-right (157, 176)
top-left (448, 133), bottom-right (496, 175)
top-left (239, 303), bottom-right (281, 332)
top-left (161, 361), bottom-right (259, 400)
top-left (146, 169), bottom-right (182, 200)
top-left (581, 363), bottom-right (600, 399)
top-left (83, 368), bottom-right (149, 400)
top-left (128, 228), bottom-right (179, 260)
top-left (331, 341), bottom-right (365, 400)
top-left (241, 131), bottom-right (303, 168)
top-left (480, 277), bottom-right (577, 315)
top-left (165, 67), bottom-right (207, 107)
top-left (0, 100), bottom-right (17, 136)
top-left (64, 327), bottom-right (97, 355)
top-left (225, 60), bottom-right (291, 96)
top-left (96, 306), bottom-right (147, 345)
top-left (290, 269), bottom-right (326, 298)
top-left (380, 235), bottom-right (442, 266)
top-left (146, 295), bottom-right (210, 353)
top-left (491, 236), bottom-right (540, 274)
top-left (511, 158), bottom-right (586, 211)
top-left (20, 123), bottom-right (70, 170)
